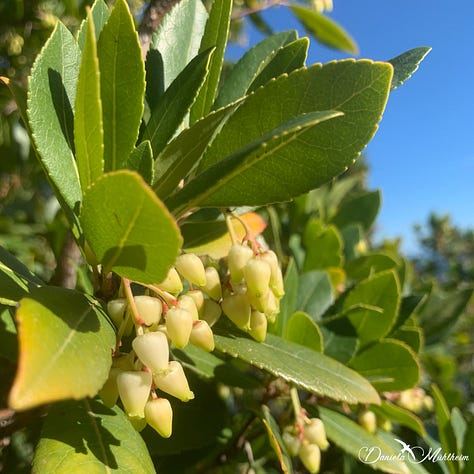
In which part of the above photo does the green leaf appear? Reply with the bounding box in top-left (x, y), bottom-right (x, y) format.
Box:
top-left (80, 170), bottom-right (182, 284)
top-left (190, 0), bottom-right (232, 123)
top-left (319, 316), bottom-right (358, 364)
top-left (153, 100), bottom-right (241, 199)
top-left (142, 48), bottom-right (214, 157)
top-left (285, 311), bottom-right (323, 352)
top-left (389, 47), bottom-right (431, 91)
top-left (350, 339), bottom-right (420, 392)
top-left (393, 294), bottom-right (427, 331)
top-left (330, 190), bottom-right (381, 231)
top-left (97, 0), bottom-right (145, 172)
top-left (432, 384), bottom-right (459, 474)
top-left (451, 408), bottom-right (467, 454)
top-left (76, 0), bottom-right (110, 51)
top-left (248, 38), bottom-right (309, 92)
top-left (290, 6), bottom-right (358, 54)
top-left (317, 406), bottom-right (410, 474)
top-left (166, 110), bottom-right (343, 215)
top-left (214, 30), bottom-right (298, 108)
top-left (127, 140), bottom-right (154, 184)
top-left (0, 246), bottom-right (43, 306)
top-left (370, 400), bottom-right (426, 437)
top-left (297, 270), bottom-right (334, 320)
top-left (418, 289), bottom-right (473, 345)
top-left (345, 253), bottom-right (399, 281)
top-left (462, 417), bottom-right (474, 469)
top-left (344, 270), bottom-right (401, 347)
top-left (261, 405), bottom-right (294, 474)
top-left (302, 220), bottom-right (343, 271)
top-left (27, 21), bottom-right (82, 210)
top-left (0, 306), bottom-right (17, 361)
top-left (74, 9), bottom-right (104, 191)
top-left (33, 399), bottom-right (155, 473)
top-left (149, 0), bottom-right (208, 90)
top-left (8, 287), bottom-right (115, 410)
top-left (195, 60), bottom-right (392, 207)
top-left (340, 223), bottom-right (364, 262)
top-left (391, 325), bottom-right (423, 353)
top-left (214, 331), bottom-right (380, 404)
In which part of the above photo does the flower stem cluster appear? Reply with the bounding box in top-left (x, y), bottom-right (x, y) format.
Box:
top-left (222, 243), bottom-right (284, 341)
top-left (282, 417), bottom-right (329, 473)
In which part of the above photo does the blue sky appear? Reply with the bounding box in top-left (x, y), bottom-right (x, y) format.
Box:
top-left (227, 0), bottom-right (474, 253)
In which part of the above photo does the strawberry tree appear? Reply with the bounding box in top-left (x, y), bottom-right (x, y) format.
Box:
top-left (2, 0), bottom-right (470, 473)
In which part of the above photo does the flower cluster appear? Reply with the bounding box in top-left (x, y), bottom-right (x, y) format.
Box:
top-left (283, 417), bottom-right (329, 473)
top-left (100, 242), bottom-right (284, 437)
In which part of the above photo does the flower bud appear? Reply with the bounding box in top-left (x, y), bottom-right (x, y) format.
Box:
top-left (178, 294), bottom-right (199, 320)
top-left (248, 310), bottom-right (267, 342)
top-left (261, 250), bottom-right (285, 297)
top-left (116, 370), bottom-right (152, 417)
top-left (263, 290), bottom-right (280, 323)
top-left (153, 361), bottom-right (194, 402)
top-left (282, 431), bottom-right (301, 457)
top-left (156, 267), bottom-right (183, 295)
top-left (127, 414), bottom-right (147, 432)
top-left (175, 253), bottom-right (206, 286)
top-left (299, 441), bottom-right (321, 473)
top-left (423, 395), bottom-right (434, 411)
top-left (186, 290), bottom-right (204, 314)
top-left (221, 294), bottom-right (251, 330)
top-left (134, 295), bottom-right (163, 326)
top-left (200, 267), bottom-right (222, 301)
top-left (165, 307), bottom-right (193, 348)
top-left (145, 398), bottom-right (173, 438)
top-left (132, 332), bottom-right (169, 373)
top-left (107, 298), bottom-right (127, 328)
top-left (98, 367), bottom-right (121, 407)
top-left (228, 244), bottom-right (254, 282)
top-left (243, 257), bottom-right (271, 297)
top-left (358, 410), bottom-right (377, 433)
top-left (200, 299), bottom-right (222, 326)
top-left (190, 320), bottom-right (215, 352)
top-left (304, 418), bottom-right (329, 450)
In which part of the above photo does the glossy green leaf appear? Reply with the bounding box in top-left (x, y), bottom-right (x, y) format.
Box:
top-left (76, 0), bottom-right (110, 51)
top-left (195, 60), bottom-right (392, 207)
top-left (0, 246), bottom-right (43, 305)
top-left (319, 316), bottom-right (358, 364)
top-left (345, 253), bottom-right (399, 281)
top-left (97, 0), bottom-right (145, 171)
top-left (340, 223), bottom-right (364, 262)
top-left (142, 48), bottom-right (214, 157)
top-left (389, 47), bottom-right (431, 91)
top-left (214, 30), bottom-right (298, 108)
top-left (391, 325), bottom-right (423, 353)
top-left (190, 0), bottom-right (232, 123)
top-left (418, 288), bottom-right (473, 346)
top-left (127, 140), bottom-right (154, 184)
top-left (330, 189), bottom-right (381, 231)
top-left (318, 407), bottom-right (410, 474)
top-left (270, 258), bottom-right (298, 337)
top-left (33, 399), bottom-right (155, 473)
top-left (214, 331), bottom-right (380, 404)
top-left (302, 220), bottom-right (343, 271)
top-left (350, 339), bottom-right (420, 392)
top-left (290, 6), bottom-right (358, 54)
top-left (392, 294), bottom-right (427, 331)
top-left (248, 38), bottom-right (309, 92)
top-left (432, 384), bottom-right (459, 474)
top-left (8, 287), bottom-right (115, 410)
top-left (285, 311), bottom-right (323, 352)
top-left (166, 110), bottom-right (343, 215)
top-left (261, 405), bottom-right (294, 474)
top-left (149, 0), bottom-right (208, 90)
top-left (370, 401), bottom-right (425, 436)
top-left (297, 270), bottom-right (334, 320)
top-left (74, 10), bottom-right (104, 191)
top-left (344, 270), bottom-right (400, 347)
top-left (81, 170), bottom-right (182, 283)
top-left (153, 100), bottom-right (241, 199)
top-left (27, 21), bottom-right (82, 210)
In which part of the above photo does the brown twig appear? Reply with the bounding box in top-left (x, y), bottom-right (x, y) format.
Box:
top-left (49, 231), bottom-right (82, 289)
